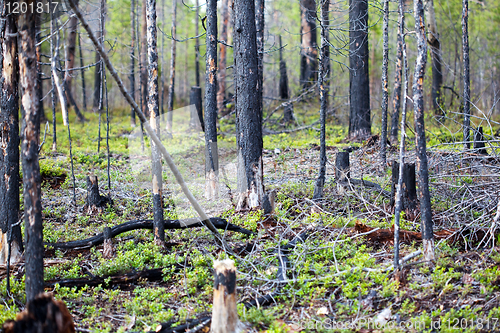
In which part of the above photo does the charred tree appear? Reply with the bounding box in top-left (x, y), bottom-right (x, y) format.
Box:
top-left (462, 0), bottom-right (470, 150)
top-left (0, 6), bottom-right (22, 266)
top-left (413, 0), bottom-right (434, 261)
top-left (146, 0), bottom-right (164, 246)
top-left (93, 0), bottom-right (105, 112)
top-left (217, 0), bottom-right (229, 114)
top-left (194, 0), bottom-right (200, 87)
top-left (256, 0), bottom-right (264, 117)
top-left (390, 11), bottom-right (404, 145)
top-left (140, 0), bottom-right (148, 117)
top-left (18, 6), bottom-right (44, 302)
top-left (234, 0), bottom-right (265, 207)
top-left (380, 0), bottom-right (389, 165)
top-left (35, 15), bottom-right (45, 123)
top-left (85, 175), bottom-right (112, 210)
top-left (312, 0), bottom-right (329, 200)
top-left (204, 0), bottom-right (219, 199)
top-left (78, 30), bottom-right (87, 111)
top-left (423, 0), bottom-right (443, 117)
top-left (279, 36), bottom-right (294, 123)
top-left (65, 0), bottom-right (78, 109)
top-left (130, 0), bottom-right (136, 126)
top-left (335, 152), bottom-right (350, 183)
top-left (211, 260), bottom-right (241, 333)
top-left (473, 127), bottom-right (487, 155)
top-left (349, 0), bottom-right (371, 140)
top-left (300, 0), bottom-right (318, 89)
top-left (391, 162), bottom-right (417, 211)
top-left (166, 0), bottom-right (177, 132)
top-left (190, 86), bottom-right (203, 131)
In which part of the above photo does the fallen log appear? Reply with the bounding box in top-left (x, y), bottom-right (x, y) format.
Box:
top-left (45, 217), bottom-right (254, 250)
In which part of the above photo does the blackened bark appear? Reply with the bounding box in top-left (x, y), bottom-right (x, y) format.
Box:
top-left (195, 0), bottom-right (200, 87)
top-left (190, 86), bottom-right (203, 131)
top-left (300, 0), bottom-right (318, 89)
top-left (103, 226), bottom-right (114, 258)
top-left (146, 0), bottom-right (164, 246)
top-left (18, 6), bottom-right (44, 302)
top-left (211, 260), bottom-right (239, 333)
top-left (93, 0), bottom-right (105, 112)
top-left (413, 0), bottom-right (434, 261)
top-left (391, 162), bottom-right (417, 211)
top-left (321, 0), bottom-right (330, 109)
top-left (35, 15), bottom-right (45, 124)
top-left (217, 0), bottom-right (229, 114)
top-left (391, 20), bottom-right (403, 144)
top-left (140, 0), bottom-right (147, 117)
top-left (473, 127), bottom-right (487, 155)
top-left (380, 0), bottom-right (389, 165)
top-left (349, 0), bottom-right (371, 140)
top-left (335, 152), bottom-right (350, 182)
top-left (234, 0), bottom-right (264, 205)
top-left (462, 0), bottom-right (470, 150)
top-left (78, 31), bottom-right (87, 111)
top-left (256, 0), bottom-right (264, 116)
top-left (65, 0), bottom-right (78, 104)
top-left (313, 0), bottom-right (329, 200)
top-left (205, 0), bottom-right (219, 199)
top-left (166, 0), bottom-right (177, 132)
top-left (279, 36), bottom-right (294, 123)
top-left (85, 175), bottom-right (112, 209)
top-left (130, 0), bottom-right (136, 126)
top-left (0, 5), bottom-right (22, 265)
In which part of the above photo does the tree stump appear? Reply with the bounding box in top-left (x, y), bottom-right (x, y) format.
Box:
top-left (211, 259), bottom-right (243, 333)
top-left (335, 151), bottom-right (350, 183)
top-left (85, 175), bottom-right (112, 212)
top-left (391, 161), bottom-right (417, 212)
top-left (473, 126), bottom-right (488, 155)
top-left (190, 86), bottom-right (204, 131)
top-left (102, 227), bottom-right (115, 259)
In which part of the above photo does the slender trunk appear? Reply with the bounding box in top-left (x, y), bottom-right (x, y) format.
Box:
top-left (140, 0), bottom-right (148, 117)
top-left (380, 0), bottom-right (389, 164)
top-left (313, 0), bottom-right (329, 200)
top-left (300, 0), bottom-right (318, 89)
top-left (321, 0), bottom-right (330, 110)
top-left (65, 0), bottom-right (78, 104)
top-left (35, 15), bottom-right (45, 123)
top-left (234, 0), bottom-right (264, 206)
top-left (19, 5), bottom-right (44, 302)
top-left (146, 0), bottom-right (164, 246)
top-left (391, 21), bottom-right (403, 144)
top-left (166, 0), bottom-right (177, 132)
top-left (217, 0), bottom-right (229, 113)
top-left (130, 0), bottom-right (136, 126)
top-left (0, 5), bottom-right (22, 266)
top-left (462, 0), bottom-right (470, 150)
top-left (413, 0), bottom-right (434, 261)
top-left (256, 0), bottom-right (264, 116)
top-left (93, 0), bottom-right (105, 111)
top-left (279, 35), bottom-right (294, 123)
top-left (205, 0), bottom-right (219, 199)
top-left (78, 30), bottom-right (87, 111)
top-left (349, 0), bottom-right (371, 140)
top-left (160, 0), bottom-right (165, 118)
top-left (195, 0), bottom-right (200, 87)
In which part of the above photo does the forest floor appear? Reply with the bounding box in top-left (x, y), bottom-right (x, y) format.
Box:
top-left (2, 105), bottom-right (500, 332)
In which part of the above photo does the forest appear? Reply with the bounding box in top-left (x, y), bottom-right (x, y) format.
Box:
top-left (1, 0), bottom-right (500, 331)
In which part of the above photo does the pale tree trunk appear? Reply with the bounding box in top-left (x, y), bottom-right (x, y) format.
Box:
top-left (256, 0), bottom-right (264, 115)
top-left (217, 0), bottom-right (229, 114)
top-left (423, 0), bottom-right (443, 117)
top-left (140, 0), bottom-right (148, 117)
top-left (166, 0), bottom-right (177, 132)
top-left (146, 0), bottom-right (164, 246)
top-left (413, 0), bottom-right (435, 261)
top-left (0, 5), bottom-right (22, 267)
top-left (234, 0), bottom-right (265, 208)
top-left (204, 0), bottom-right (219, 199)
top-left (130, 0), bottom-right (136, 126)
top-left (18, 5), bottom-right (44, 302)
top-left (391, 21), bottom-right (403, 144)
top-left (349, 0), bottom-right (371, 140)
top-left (462, 0), bottom-right (470, 150)
top-left (93, 0), bottom-right (106, 114)
top-left (312, 0), bottom-right (329, 200)
top-left (380, 0), bottom-right (389, 165)
top-left (195, 0), bottom-right (200, 87)
top-left (300, 0), bottom-right (318, 89)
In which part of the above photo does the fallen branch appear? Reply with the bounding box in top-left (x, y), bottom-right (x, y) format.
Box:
top-left (45, 218), bottom-right (255, 250)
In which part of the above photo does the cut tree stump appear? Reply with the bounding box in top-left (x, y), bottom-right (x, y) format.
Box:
top-left (85, 175), bottom-right (112, 212)
top-left (102, 227), bottom-right (114, 258)
top-left (473, 126), bottom-right (488, 155)
top-left (335, 151), bottom-right (350, 182)
top-left (390, 161), bottom-right (417, 212)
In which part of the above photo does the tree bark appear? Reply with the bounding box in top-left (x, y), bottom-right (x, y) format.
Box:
top-left (300, 0), bottom-right (318, 89)
top-left (462, 0), bottom-right (470, 150)
top-left (279, 36), bottom-right (294, 123)
top-left (147, 0), bottom-right (164, 246)
top-left (93, 0), bottom-right (105, 112)
top-left (349, 0), bottom-right (371, 140)
top-left (130, 0), bottom-right (136, 126)
top-left (390, 17), bottom-right (403, 144)
top-left (205, 0), bottom-right (219, 200)
top-left (380, 0), bottom-right (389, 165)
top-left (190, 86), bottom-right (203, 131)
top-left (473, 126), bottom-right (487, 155)
top-left (211, 260), bottom-right (241, 333)
top-left (65, 0), bottom-right (78, 105)
top-left (18, 5), bottom-right (44, 303)
top-left (166, 0), bottom-right (177, 132)
top-left (140, 0), bottom-right (148, 117)
top-left (335, 151), bottom-right (350, 182)
top-left (234, 0), bottom-right (265, 207)
top-left (423, 0), bottom-right (443, 117)
top-left (391, 162), bottom-right (417, 211)
top-left (194, 0), bottom-right (200, 87)
top-left (78, 30), bottom-right (87, 111)
top-left (217, 0), bottom-right (229, 114)
top-left (413, 0), bottom-right (434, 261)
top-left (35, 15), bottom-right (45, 123)
top-left (0, 5), bottom-right (22, 266)
top-left (256, 0), bottom-right (264, 116)
top-left (313, 0), bottom-right (329, 200)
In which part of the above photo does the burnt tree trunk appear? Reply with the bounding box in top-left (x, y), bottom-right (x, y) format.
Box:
top-left (93, 0), bottom-right (105, 112)
top-left (0, 6), bottom-right (22, 266)
top-left (78, 30), bottom-right (87, 111)
top-left (194, 0), bottom-right (200, 87)
top-left (380, 0), bottom-right (389, 165)
top-left (85, 175), bottom-right (112, 209)
top-left (190, 86), bottom-right (203, 131)
top-left (217, 0), bottom-right (229, 114)
top-left (462, 0), bottom-right (470, 150)
top-left (65, 0), bottom-right (78, 109)
top-left (256, 0), bottom-right (264, 117)
top-left (413, 0), bottom-right (434, 261)
top-left (130, 0), bottom-right (136, 126)
top-left (204, 0), bottom-right (219, 200)
top-left (166, 0), bottom-right (177, 132)
top-left (312, 0), bottom-right (329, 200)
top-left (335, 152), bottom-right (350, 183)
top-left (35, 15), bottom-right (45, 123)
top-left (140, 0), bottom-right (148, 118)
top-left (18, 6), bottom-right (44, 302)
top-left (391, 162), bottom-right (417, 211)
top-left (423, 0), bottom-right (443, 117)
top-left (390, 16), bottom-right (403, 144)
top-left (211, 260), bottom-right (241, 333)
top-left (234, 0), bottom-right (265, 208)
top-left (300, 0), bottom-right (318, 89)
top-left (349, 0), bottom-right (371, 140)
top-left (473, 127), bottom-right (487, 155)
top-left (279, 35), bottom-right (294, 123)
top-left (147, 0), bottom-right (164, 246)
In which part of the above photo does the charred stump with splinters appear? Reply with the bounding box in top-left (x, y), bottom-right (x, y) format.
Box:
top-left (473, 126), bottom-right (488, 155)
top-left (335, 151), bottom-right (350, 183)
top-left (85, 175), bottom-right (112, 212)
top-left (391, 161), bottom-right (417, 213)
